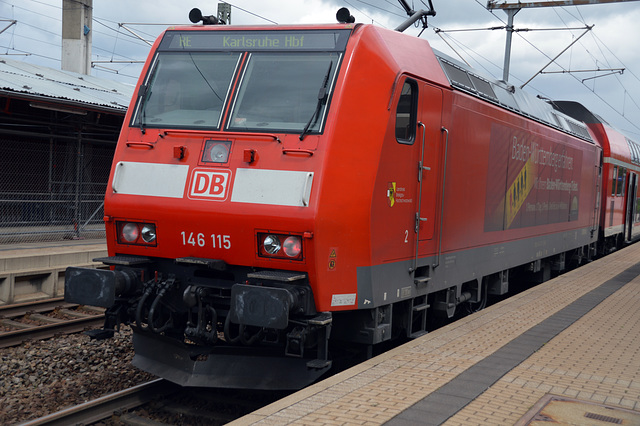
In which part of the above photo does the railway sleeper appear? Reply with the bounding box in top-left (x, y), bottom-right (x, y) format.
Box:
top-left (59, 308), bottom-right (94, 318)
top-left (1, 318), bottom-right (32, 330)
top-left (27, 313), bottom-right (66, 324)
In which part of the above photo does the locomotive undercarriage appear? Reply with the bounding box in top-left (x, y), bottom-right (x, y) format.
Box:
top-left (65, 255), bottom-right (333, 389)
top-left (332, 241), bottom-right (600, 351)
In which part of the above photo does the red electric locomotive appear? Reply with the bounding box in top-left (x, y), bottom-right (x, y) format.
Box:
top-left (65, 6), bottom-right (634, 389)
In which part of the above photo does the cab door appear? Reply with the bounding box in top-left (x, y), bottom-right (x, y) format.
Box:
top-left (415, 83), bottom-right (443, 242)
top-left (373, 78), bottom-right (443, 266)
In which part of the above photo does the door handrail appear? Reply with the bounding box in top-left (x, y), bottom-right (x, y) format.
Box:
top-left (434, 126), bottom-right (449, 269)
top-left (410, 122), bottom-right (427, 275)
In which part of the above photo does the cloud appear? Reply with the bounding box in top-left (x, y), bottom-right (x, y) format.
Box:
top-left (0, 0), bottom-right (638, 134)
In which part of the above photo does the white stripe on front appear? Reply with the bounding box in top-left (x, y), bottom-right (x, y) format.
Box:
top-left (231, 168), bottom-right (313, 207)
top-left (112, 161), bottom-right (189, 198)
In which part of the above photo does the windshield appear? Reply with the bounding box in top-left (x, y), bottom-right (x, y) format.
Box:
top-left (228, 52), bottom-right (340, 133)
top-left (132, 52), bottom-right (241, 129)
top-left (131, 29), bottom-right (350, 134)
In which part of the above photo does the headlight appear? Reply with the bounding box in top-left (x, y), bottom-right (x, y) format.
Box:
top-left (202, 140), bottom-right (231, 163)
top-left (140, 224), bottom-right (156, 243)
top-left (263, 234), bottom-right (281, 254)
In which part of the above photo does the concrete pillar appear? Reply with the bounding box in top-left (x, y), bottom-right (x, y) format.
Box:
top-left (62, 0), bottom-right (92, 75)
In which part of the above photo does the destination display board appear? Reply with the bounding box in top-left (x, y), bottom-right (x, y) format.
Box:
top-left (159, 29), bottom-right (351, 52)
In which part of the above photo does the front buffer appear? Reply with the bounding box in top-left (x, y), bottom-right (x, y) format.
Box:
top-left (64, 259), bottom-right (333, 390)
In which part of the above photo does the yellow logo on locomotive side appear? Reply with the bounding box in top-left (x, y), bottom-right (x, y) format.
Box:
top-left (387, 182), bottom-right (396, 207)
top-left (506, 158), bottom-right (536, 228)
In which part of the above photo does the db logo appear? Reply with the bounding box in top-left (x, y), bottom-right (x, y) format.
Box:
top-left (188, 169), bottom-right (232, 201)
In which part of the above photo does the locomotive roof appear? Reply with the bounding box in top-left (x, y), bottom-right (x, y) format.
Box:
top-left (433, 50), bottom-right (593, 143)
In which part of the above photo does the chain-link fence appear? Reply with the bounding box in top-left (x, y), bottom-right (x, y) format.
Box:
top-left (0, 135), bottom-right (114, 244)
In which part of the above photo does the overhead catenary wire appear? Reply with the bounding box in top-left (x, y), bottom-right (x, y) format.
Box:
top-left (342, 0), bottom-right (390, 26)
top-left (0, 0), bottom-right (205, 79)
top-left (540, 6), bottom-right (640, 134)
top-left (459, 0), bottom-right (640, 135)
top-left (354, 0), bottom-right (406, 18)
top-left (0, 0), bottom-right (155, 74)
top-left (221, 1), bottom-right (279, 24)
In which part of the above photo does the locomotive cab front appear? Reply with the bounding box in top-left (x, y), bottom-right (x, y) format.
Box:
top-left (66, 25), bottom-right (355, 389)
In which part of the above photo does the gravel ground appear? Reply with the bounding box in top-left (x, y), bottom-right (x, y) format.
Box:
top-left (0, 327), bottom-right (154, 425)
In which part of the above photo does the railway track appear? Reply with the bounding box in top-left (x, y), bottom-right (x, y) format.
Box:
top-left (0, 297), bottom-right (105, 348)
top-left (21, 378), bottom-right (288, 425)
top-left (20, 379), bottom-right (180, 426)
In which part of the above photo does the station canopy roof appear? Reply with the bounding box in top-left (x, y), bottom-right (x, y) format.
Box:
top-left (0, 58), bottom-right (134, 114)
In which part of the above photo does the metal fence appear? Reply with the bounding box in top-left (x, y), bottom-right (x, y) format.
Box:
top-left (0, 135), bottom-right (114, 244)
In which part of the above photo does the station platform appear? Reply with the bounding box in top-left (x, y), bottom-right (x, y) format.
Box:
top-left (0, 240), bottom-right (107, 305)
top-left (231, 243), bottom-right (640, 425)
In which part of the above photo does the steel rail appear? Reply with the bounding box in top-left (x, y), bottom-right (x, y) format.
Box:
top-left (0, 314), bottom-right (105, 348)
top-left (0, 297), bottom-right (76, 319)
top-left (19, 379), bottom-right (180, 426)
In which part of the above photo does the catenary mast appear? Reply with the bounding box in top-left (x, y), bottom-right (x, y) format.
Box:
top-left (487, 0), bottom-right (640, 82)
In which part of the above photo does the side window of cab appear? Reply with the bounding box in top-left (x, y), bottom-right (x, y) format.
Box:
top-left (395, 79), bottom-right (418, 145)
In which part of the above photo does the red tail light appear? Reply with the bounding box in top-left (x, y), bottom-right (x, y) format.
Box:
top-left (116, 221), bottom-right (157, 246)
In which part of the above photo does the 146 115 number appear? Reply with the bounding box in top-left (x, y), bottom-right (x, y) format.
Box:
top-left (180, 232), bottom-right (231, 249)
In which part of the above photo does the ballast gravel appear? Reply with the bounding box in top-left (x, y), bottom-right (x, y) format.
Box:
top-left (0, 327), bottom-right (154, 424)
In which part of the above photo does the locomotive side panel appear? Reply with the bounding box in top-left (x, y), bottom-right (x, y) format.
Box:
top-left (311, 24), bottom-right (450, 312)
top-left (430, 91), bottom-right (600, 293)
top-left (443, 93), bottom-right (598, 248)
top-left (309, 25), bottom-right (402, 312)
top-left (355, 85), bottom-right (600, 319)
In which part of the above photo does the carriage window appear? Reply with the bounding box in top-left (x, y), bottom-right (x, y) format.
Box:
top-left (396, 79), bottom-right (418, 144)
top-left (612, 166), bottom-right (618, 196)
top-left (617, 166), bottom-right (626, 196)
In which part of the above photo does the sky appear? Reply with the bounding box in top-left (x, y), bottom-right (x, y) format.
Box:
top-left (0, 0), bottom-right (639, 137)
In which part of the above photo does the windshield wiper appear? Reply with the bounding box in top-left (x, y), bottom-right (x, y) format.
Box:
top-left (299, 61), bottom-right (333, 141)
top-left (189, 53), bottom-right (224, 102)
top-left (138, 84), bottom-right (149, 134)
